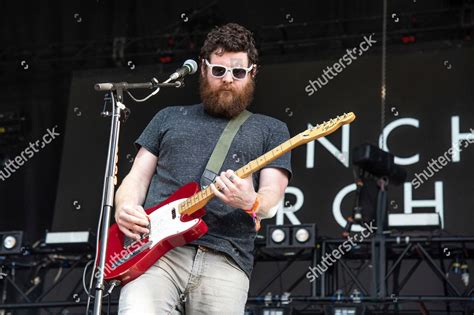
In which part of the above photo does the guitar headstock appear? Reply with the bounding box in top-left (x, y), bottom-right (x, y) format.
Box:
top-left (298, 112), bottom-right (356, 144)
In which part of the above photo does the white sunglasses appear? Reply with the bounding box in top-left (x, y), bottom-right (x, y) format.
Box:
top-left (204, 59), bottom-right (255, 80)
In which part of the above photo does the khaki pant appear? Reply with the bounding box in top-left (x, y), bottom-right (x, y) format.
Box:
top-left (118, 245), bottom-right (249, 315)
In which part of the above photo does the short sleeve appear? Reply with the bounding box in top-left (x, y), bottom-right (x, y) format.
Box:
top-left (263, 121), bottom-right (293, 181)
top-left (134, 107), bottom-right (170, 157)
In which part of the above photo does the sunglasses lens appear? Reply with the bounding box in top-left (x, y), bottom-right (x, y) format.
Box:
top-left (232, 68), bottom-right (247, 79)
top-left (211, 66), bottom-right (226, 77)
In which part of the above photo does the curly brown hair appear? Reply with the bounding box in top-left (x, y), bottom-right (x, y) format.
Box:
top-left (199, 23), bottom-right (258, 67)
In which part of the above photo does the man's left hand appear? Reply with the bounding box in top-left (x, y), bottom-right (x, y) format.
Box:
top-left (210, 169), bottom-right (257, 210)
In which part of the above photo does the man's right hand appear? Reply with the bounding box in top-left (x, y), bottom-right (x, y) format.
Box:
top-left (115, 205), bottom-right (150, 241)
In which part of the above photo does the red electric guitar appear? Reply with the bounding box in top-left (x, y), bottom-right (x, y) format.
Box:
top-left (101, 112), bottom-right (356, 285)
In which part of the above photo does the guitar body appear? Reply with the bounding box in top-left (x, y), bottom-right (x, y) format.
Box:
top-left (102, 182), bottom-right (208, 285)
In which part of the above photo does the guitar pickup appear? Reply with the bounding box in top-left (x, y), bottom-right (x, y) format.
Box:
top-left (171, 207), bottom-right (176, 219)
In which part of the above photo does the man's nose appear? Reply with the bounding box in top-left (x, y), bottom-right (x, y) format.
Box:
top-left (222, 69), bottom-right (234, 83)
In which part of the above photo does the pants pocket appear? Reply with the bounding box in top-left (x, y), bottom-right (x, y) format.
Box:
top-left (223, 253), bottom-right (244, 274)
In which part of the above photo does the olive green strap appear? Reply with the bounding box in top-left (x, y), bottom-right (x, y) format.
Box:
top-left (200, 110), bottom-right (252, 189)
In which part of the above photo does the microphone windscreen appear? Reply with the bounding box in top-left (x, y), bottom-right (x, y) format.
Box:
top-left (183, 59), bottom-right (198, 74)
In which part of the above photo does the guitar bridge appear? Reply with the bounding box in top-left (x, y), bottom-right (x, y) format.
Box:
top-left (111, 240), bottom-right (152, 269)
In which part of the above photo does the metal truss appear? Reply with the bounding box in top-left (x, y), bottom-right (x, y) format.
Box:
top-left (247, 236), bottom-right (474, 314)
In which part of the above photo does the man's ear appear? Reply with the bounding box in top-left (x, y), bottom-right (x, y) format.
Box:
top-left (200, 61), bottom-right (207, 77)
top-left (251, 64), bottom-right (257, 78)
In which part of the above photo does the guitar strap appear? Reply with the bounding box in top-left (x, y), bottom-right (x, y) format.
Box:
top-left (200, 109), bottom-right (252, 190)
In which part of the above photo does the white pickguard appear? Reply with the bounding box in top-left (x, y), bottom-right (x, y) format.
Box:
top-left (147, 198), bottom-right (200, 248)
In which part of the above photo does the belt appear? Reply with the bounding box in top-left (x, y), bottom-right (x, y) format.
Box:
top-left (198, 245), bottom-right (210, 252)
top-left (197, 245), bottom-right (223, 255)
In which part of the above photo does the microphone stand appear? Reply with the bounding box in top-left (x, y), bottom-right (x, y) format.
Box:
top-left (94, 77), bottom-right (183, 92)
top-left (91, 78), bottom-right (183, 315)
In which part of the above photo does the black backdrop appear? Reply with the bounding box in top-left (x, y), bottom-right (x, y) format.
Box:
top-left (53, 45), bottom-right (474, 237)
top-left (0, 1), bottom-right (472, 310)
top-left (1, 0), bottom-right (471, 251)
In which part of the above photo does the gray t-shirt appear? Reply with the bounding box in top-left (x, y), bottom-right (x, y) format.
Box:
top-left (135, 103), bottom-right (292, 278)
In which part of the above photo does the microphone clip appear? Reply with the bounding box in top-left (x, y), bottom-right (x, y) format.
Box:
top-left (174, 79), bottom-right (185, 88)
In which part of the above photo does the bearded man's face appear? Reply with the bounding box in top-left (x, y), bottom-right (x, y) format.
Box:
top-left (199, 51), bottom-right (256, 119)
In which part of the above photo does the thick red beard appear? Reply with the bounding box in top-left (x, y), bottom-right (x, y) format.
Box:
top-left (199, 75), bottom-right (255, 119)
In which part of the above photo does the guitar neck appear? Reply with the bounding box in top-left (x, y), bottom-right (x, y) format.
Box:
top-left (177, 112), bottom-right (356, 216)
top-left (178, 134), bottom-right (301, 216)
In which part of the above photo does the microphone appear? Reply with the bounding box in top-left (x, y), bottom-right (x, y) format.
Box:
top-left (167, 59), bottom-right (198, 81)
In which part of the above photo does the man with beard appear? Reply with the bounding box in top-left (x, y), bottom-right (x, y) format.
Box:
top-left (115, 23), bottom-right (292, 314)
